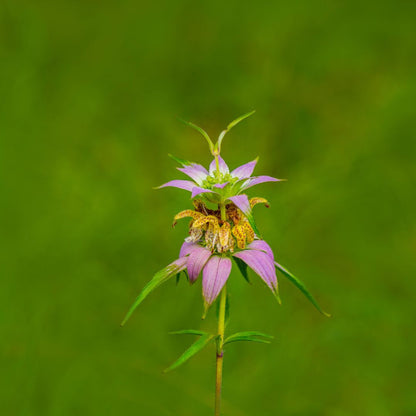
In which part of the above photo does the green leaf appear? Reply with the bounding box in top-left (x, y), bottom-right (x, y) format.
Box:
top-left (169, 329), bottom-right (209, 336)
top-left (175, 270), bottom-right (189, 285)
top-left (168, 153), bottom-right (192, 166)
top-left (275, 262), bottom-right (331, 317)
top-left (224, 331), bottom-right (273, 345)
top-left (233, 256), bottom-right (251, 283)
top-left (216, 110), bottom-right (255, 153)
top-left (226, 110), bottom-right (256, 131)
top-left (178, 118), bottom-right (215, 154)
top-left (163, 334), bottom-right (215, 373)
top-left (121, 263), bottom-right (183, 326)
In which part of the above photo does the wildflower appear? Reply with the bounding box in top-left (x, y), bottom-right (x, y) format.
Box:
top-left (122, 130), bottom-right (327, 322)
top-left (121, 112), bottom-right (329, 416)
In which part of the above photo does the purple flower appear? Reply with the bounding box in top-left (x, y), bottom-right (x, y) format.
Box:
top-left (178, 238), bottom-right (279, 308)
top-left (157, 155), bottom-right (285, 201)
top-left (121, 113), bottom-right (329, 416)
top-left (122, 114), bottom-right (327, 327)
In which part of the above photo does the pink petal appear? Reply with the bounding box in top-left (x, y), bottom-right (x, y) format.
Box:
top-left (231, 159), bottom-right (257, 179)
top-left (177, 164), bottom-right (208, 185)
top-left (179, 241), bottom-right (198, 258)
top-left (202, 256), bottom-right (232, 305)
top-left (233, 249), bottom-right (277, 293)
top-left (169, 256), bottom-right (188, 271)
top-left (157, 180), bottom-right (196, 192)
top-left (209, 156), bottom-right (229, 175)
top-left (228, 194), bottom-right (251, 216)
top-left (213, 182), bottom-right (229, 189)
top-left (247, 240), bottom-right (275, 261)
top-left (240, 176), bottom-right (283, 190)
top-left (191, 186), bottom-right (215, 198)
top-left (187, 246), bottom-right (212, 283)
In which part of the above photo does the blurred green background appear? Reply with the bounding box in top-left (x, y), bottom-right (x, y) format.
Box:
top-left (1, 0), bottom-right (415, 415)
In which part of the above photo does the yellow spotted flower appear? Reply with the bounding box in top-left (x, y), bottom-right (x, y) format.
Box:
top-left (121, 112), bottom-right (330, 416)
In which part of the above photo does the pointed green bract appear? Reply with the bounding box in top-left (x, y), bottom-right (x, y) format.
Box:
top-left (169, 329), bottom-right (210, 336)
top-left (168, 153), bottom-right (192, 166)
top-left (272, 288), bottom-right (282, 305)
top-left (216, 110), bottom-right (255, 153)
top-left (121, 263), bottom-right (183, 326)
top-left (175, 270), bottom-right (189, 285)
top-left (163, 334), bottom-right (215, 373)
top-left (275, 262), bottom-right (331, 317)
top-left (227, 110), bottom-right (256, 131)
top-left (179, 118), bottom-right (215, 154)
top-left (233, 256), bottom-right (251, 283)
top-left (224, 331), bottom-right (273, 345)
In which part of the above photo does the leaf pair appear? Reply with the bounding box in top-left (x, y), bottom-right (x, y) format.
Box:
top-left (164, 329), bottom-right (273, 373)
top-left (179, 110), bottom-right (255, 156)
top-left (164, 330), bottom-right (215, 373)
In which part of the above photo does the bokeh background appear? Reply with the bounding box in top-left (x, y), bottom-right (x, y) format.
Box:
top-left (1, 1), bottom-right (415, 415)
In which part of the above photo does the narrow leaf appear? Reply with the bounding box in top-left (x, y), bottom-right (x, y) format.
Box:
top-left (233, 256), bottom-right (251, 283)
top-left (217, 110), bottom-right (256, 152)
top-left (227, 110), bottom-right (256, 131)
top-left (275, 262), bottom-right (331, 317)
top-left (179, 119), bottom-right (214, 153)
top-left (169, 329), bottom-right (209, 336)
top-left (224, 331), bottom-right (273, 345)
top-left (121, 262), bottom-right (184, 326)
top-left (164, 334), bottom-right (214, 373)
top-left (168, 153), bottom-right (192, 166)
top-left (225, 336), bottom-right (271, 345)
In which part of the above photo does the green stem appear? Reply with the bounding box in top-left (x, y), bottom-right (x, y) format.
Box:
top-left (220, 203), bottom-right (226, 222)
top-left (215, 285), bottom-right (227, 416)
top-left (215, 154), bottom-right (220, 175)
top-left (215, 202), bottom-right (227, 416)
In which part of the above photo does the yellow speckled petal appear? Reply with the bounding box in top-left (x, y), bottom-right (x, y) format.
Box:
top-left (173, 210), bottom-right (205, 227)
top-left (193, 215), bottom-right (219, 233)
top-left (243, 222), bottom-right (255, 243)
top-left (174, 210), bottom-right (204, 221)
top-left (232, 224), bottom-right (246, 249)
top-left (219, 222), bottom-right (231, 246)
top-left (249, 197), bottom-right (270, 208)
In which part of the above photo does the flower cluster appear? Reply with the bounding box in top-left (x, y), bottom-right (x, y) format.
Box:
top-left (162, 155), bottom-right (283, 310)
top-left (121, 113), bottom-right (328, 327)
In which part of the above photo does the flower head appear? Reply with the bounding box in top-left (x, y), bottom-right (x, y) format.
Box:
top-left (157, 115), bottom-right (286, 311)
top-left (158, 155), bottom-right (284, 201)
top-left (122, 112), bottom-right (329, 326)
